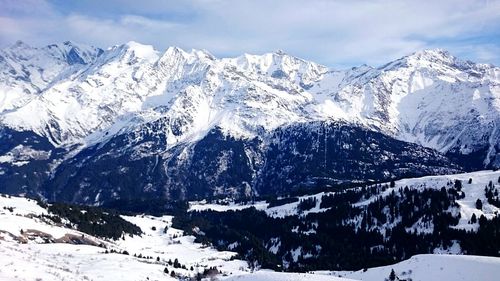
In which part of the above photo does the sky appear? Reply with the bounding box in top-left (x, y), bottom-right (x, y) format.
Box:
top-left (1, 0), bottom-right (499, 68)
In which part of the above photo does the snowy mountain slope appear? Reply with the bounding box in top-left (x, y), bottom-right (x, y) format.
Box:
top-left (0, 193), bottom-right (250, 280)
top-left (189, 170), bottom-right (500, 227)
top-left (329, 49), bottom-right (500, 169)
top-left (180, 170), bottom-right (500, 272)
top-left (189, 192), bottom-right (329, 219)
top-left (0, 41), bottom-right (102, 114)
top-left (329, 254), bottom-right (500, 281)
top-left (1, 42), bottom-right (497, 158)
top-left (0, 242), bottom-right (173, 281)
top-left (0, 41), bottom-right (499, 202)
top-left (0, 192), bottom-right (360, 281)
top-left (353, 170), bottom-right (500, 232)
top-left (3, 191), bottom-right (500, 281)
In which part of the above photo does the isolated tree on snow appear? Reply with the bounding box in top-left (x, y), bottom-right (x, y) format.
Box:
top-left (390, 180), bottom-right (396, 188)
top-left (476, 199), bottom-right (483, 210)
top-left (389, 268), bottom-right (397, 281)
top-left (468, 178), bottom-right (472, 184)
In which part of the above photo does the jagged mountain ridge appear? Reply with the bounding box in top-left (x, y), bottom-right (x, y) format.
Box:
top-left (0, 41), bottom-right (498, 203)
top-left (0, 41), bottom-right (103, 113)
top-left (1, 41), bottom-right (498, 159)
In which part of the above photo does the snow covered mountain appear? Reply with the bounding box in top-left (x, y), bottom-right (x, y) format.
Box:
top-left (0, 41), bottom-right (103, 113)
top-left (0, 41), bottom-right (498, 203)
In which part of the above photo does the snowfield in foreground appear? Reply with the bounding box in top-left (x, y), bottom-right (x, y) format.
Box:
top-left (1, 169), bottom-right (500, 280)
top-left (0, 195), bottom-right (248, 281)
top-left (0, 193), bottom-right (350, 281)
top-left (329, 254), bottom-right (500, 281)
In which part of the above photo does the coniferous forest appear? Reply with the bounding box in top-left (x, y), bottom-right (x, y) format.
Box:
top-left (173, 180), bottom-right (500, 271)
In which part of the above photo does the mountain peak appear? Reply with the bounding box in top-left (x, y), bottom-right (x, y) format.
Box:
top-left (103, 41), bottom-right (158, 63)
top-left (379, 48), bottom-right (459, 71)
top-left (410, 48), bottom-right (454, 62)
top-left (62, 40), bottom-right (78, 47)
top-left (191, 48), bottom-right (215, 60)
top-left (1, 41), bottom-right (498, 173)
top-left (9, 40), bottom-right (31, 50)
top-left (274, 49), bottom-right (287, 56)
top-left (124, 40), bottom-right (149, 49)
top-left (161, 46), bottom-right (189, 61)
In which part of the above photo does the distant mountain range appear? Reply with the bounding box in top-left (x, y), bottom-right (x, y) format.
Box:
top-left (0, 40), bottom-right (498, 204)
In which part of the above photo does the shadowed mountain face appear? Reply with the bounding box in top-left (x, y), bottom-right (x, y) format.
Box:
top-left (0, 42), bottom-right (497, 204)
top-left (39, 121), bottom-right (461, 205)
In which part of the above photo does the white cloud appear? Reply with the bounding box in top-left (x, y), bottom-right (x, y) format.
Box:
top-left (0, 0), bottom-right (499, 67)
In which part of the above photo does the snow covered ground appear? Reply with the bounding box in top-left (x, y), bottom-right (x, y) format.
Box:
top-left (0, 194), bottom-right (249, 280)
top-left (0, 194), bottom-right (352, 281)
top-left (189, 192), bottom-right (333, 218)
top-left (328, 254), bottom-right (500, 281)
top-left (190, 170), bottom-right (500, 229)
top-left (0, 242), bottom-right (170, 281)
top-left (226, 270), bottom-right (355, 281)
top-left (354, 170), bottom-right (500, 231)
top-left (1, 169), bottom-right (500, 280)
top-left (189, 200), bottom-right (269, 213)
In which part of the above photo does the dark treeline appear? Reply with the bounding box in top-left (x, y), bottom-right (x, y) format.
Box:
top-left (46, 202), bottom-right (142, 240)
top-left (173, 180), bottom-right (500, 272)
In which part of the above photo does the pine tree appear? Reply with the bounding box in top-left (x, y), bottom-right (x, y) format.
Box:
top-left (468, 178), bottom-right (473, 184)
top-left (471, 213), bottom-right (477, 224)
top-left (476, 199), bottom-right (483, 210)
top-left (164, 267), bottom-right (169, 274)
top-left (389, 268), bottom-right (396, 281)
